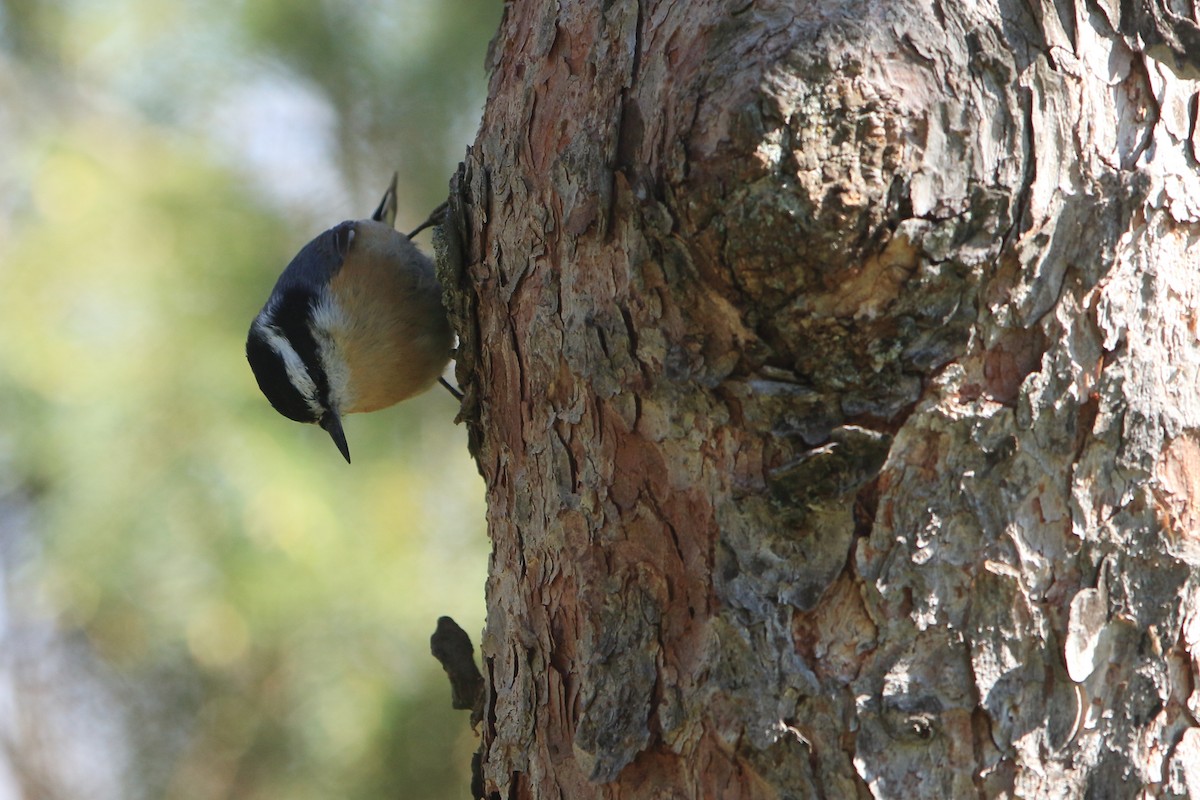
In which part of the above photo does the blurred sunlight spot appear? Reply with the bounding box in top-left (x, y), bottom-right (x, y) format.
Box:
top-left (312, 674), bottom-right (385, 765)
top-left (204, 72), bottom-right (350, 220)
top-left (244, 483), bottom-right (338, 561)
top-left (187, 601), bottom-right (250, 669)
top-left (30, 149), bottom-right (103, 224)
top-left (364, 0), bottom-right (440, 60)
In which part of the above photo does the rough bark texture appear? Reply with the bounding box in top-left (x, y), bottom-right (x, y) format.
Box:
top-left (439, 0), bottom-right (1200, 797)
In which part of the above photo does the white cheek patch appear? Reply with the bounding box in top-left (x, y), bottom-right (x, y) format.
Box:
top-left (309, 293), bottom-right (355, 412)
top-left (254, 316), bottom-right (324, 418)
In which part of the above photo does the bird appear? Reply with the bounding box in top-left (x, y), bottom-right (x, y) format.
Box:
top-left (246, 174), bottom-right (455, 464)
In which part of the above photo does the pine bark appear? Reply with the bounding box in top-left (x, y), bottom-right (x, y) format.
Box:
top-left (439, 1), bottom-right (1200, 797)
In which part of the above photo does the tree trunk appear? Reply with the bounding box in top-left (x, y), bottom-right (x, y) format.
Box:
top-left (440, 1), bottom-right (1200, 797)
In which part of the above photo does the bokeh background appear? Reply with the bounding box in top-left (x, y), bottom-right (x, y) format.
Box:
top-left (0, 2), bottom-right (499, 798)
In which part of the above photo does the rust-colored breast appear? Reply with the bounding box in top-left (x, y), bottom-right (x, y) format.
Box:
top-left (327, 221), bottom-right (452, 414)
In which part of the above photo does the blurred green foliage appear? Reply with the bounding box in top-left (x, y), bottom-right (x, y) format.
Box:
top-left (0, 1), bottom-right (499, 798)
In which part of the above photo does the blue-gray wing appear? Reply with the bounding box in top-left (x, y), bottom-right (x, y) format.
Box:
top-left (270, 221), bottom-right (356, 295)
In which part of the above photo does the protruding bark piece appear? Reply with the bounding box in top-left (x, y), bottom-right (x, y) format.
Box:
top-left (430, 615), bottom-right (485, 723)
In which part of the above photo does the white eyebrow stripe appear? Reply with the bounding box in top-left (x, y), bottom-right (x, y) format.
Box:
top-left (254, 317), bottom-right (324, 418)
top-left (309, 293), bottom-right (354, 412)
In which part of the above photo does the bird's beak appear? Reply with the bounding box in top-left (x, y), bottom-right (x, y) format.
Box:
top-left (319, 412), bottom-right (352, 464)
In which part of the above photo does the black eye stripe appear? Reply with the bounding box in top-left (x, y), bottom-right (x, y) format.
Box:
top-left (246, 329), bottom-right (316, 423)
top-left (269, 289), bottom-right (333, 410)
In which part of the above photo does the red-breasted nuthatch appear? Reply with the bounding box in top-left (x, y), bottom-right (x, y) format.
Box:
top-left (246, 174), bottom-right (454, 463)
